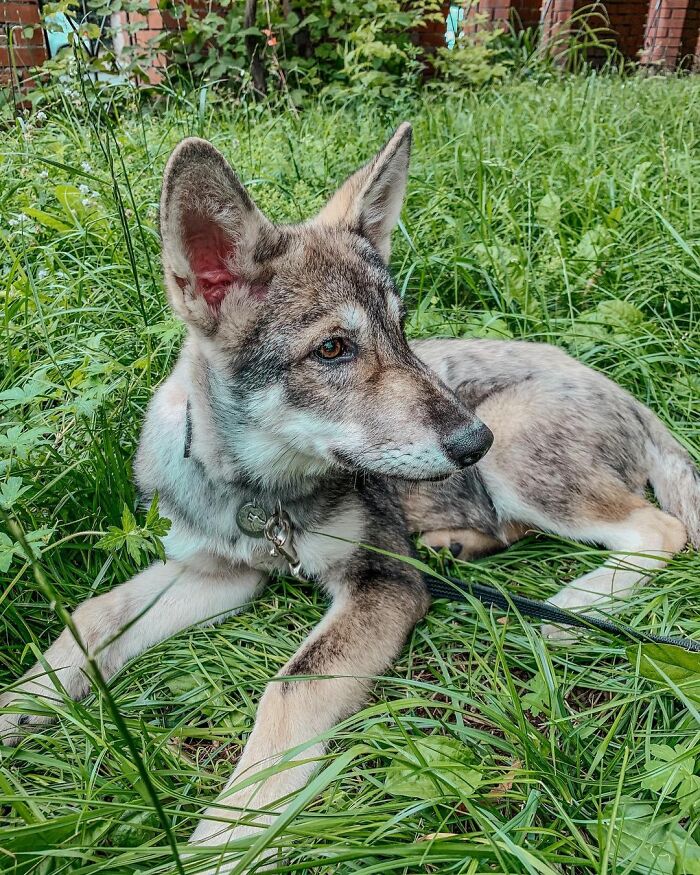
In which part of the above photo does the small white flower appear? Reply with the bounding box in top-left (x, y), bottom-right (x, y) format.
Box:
top-left (78, 183), bottom-right (90, 195)
top-left (37, 268), bottom-right (48, 279)
top-left (81, 161), bottom-right (92, 172)
top-left (39, 169), bottom-right (49, 179)
top-left (8, 213), bottom-right (29, 227)
top-left (81, 197), bottom-right (93, 207)
top-left (35, 110), bottom-right (47, 122)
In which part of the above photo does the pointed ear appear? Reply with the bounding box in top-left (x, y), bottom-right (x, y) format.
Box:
top-left (314, 123), bottom-right (411, 262)
top-left (160, 137), bottom-right (273, 330)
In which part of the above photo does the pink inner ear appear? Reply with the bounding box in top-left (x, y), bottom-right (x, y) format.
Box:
top-left (187, 224), bottom-right (239, 309)
top-left (178, 214), bottom-right (270, 310)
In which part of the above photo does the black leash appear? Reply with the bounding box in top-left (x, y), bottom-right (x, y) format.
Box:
top-left (425, 572), bottom-right (700, 652)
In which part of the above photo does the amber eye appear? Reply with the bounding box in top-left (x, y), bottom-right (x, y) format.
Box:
top-left (314, 337), bottom-right (355, 363)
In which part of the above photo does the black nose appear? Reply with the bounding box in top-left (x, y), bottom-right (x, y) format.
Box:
top-left (443, 422), bottom-right (493, 468)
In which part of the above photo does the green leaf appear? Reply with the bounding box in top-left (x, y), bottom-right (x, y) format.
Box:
top-left (602, 801), bottom-right (700, 874)
top-left (0, 476), bottom-right (30, 511)
top-left (641, 743), bottom-right (695, 794)
top-left (677, 773), bottom-right (700, 813)
top-left (54, 184), bottom-right (84, 219)
top-left (536, 193), bottom-right (561, 228)
top-left (167, 673), bottom-right (205, 696)
top-left (521, 671), bottom-right (551, 718)
top-left (596, 298), bottom-right (644, 331)
top-left (0, 532), bottom-right (15, 573)
top-left (121, 506), bottom-right (138, 533)
top-left (23, 207), bottom-right (71, 232)
top-left (144, 493), bottom-right (171, 538)
top-left (626, 642), bottom-right (700, 702)
top-left (384, 736), bottom-right (483, 801)
top-left (574, 225), bottom-right (611, 262)
top-left (96, 501), bottom-right (170, 566)
top-left (111, 810), bottom-right (160, 848)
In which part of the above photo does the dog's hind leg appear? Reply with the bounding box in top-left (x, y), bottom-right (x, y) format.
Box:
top-left (420, 522), bottom-right (526, 560)
top-left (542, 503), bottom-right (687, 641)
top-left (0, 558), bottom-right (263, 744)
top-left (420, 528), bottom-right (504, 559)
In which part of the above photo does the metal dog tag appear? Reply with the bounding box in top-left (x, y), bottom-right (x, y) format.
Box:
top-left (236, 503), bottom-right (269, 537)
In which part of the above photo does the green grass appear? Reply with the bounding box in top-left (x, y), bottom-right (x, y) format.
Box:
top-left (2, 74), bottom-right (700, 873)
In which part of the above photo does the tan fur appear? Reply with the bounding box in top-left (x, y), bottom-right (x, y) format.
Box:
top-left (421, 528), bottom-right (505, 559)
top-left (542, 505), bottom-right (686, 640)
top-left (188, 582), bottom-right (428, 871)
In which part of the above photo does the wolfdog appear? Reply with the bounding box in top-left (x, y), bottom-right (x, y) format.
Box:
top-left (2, 124), bottom-right (698, 872)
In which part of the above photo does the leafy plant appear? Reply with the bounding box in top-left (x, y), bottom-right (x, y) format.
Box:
top-left (431, 13), bottom-right (510, 89)
top-left (96, 494), bottom-right (171, 564)
top-left (384, 735), bottom-right (484, 800)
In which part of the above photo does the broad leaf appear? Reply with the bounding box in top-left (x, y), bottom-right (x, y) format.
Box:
top-left (384, 736), bottom-right (483, 801)
top-left (603, 801), bottom-right (700, 874)
top-left (0, 532), bottom-right (14, 574)
top-left (627, 642), bottom-right (700, 702)
top-left (536, 192), bottom-right (561, 228)
top-left (641, 743), bottom-right (695, 794)
top-left (0, 476), bottom-right (30, 511)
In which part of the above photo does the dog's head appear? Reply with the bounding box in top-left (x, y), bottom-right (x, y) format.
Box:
top-left (160, 124), bottom-right (492, 486)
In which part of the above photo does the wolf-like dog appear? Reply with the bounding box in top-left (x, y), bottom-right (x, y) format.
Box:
top-left (2, 124), bottom-right (698, 873)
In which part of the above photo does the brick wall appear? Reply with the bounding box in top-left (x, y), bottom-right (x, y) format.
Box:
top-left (120, 6), bottom-right (170, 84)
top-left (538, 0), bottom-right (700, 65)
top-left (1, 0), bottom-right (47, 86)
top-left (605, 0), bottom-right (651, 59)
top-left (465, 0), bottom-right (542, 31)
top-left (641, 0), bottom-right (700, 67)
top-left (540, 0), bottom-right (591, 47)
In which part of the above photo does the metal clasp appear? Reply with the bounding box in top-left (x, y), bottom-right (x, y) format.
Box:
top-left (264, 501), bottom-right (303, 578)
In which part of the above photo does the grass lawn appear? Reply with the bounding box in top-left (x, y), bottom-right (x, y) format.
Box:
top-left (2, 75), bottom-right (700, 873)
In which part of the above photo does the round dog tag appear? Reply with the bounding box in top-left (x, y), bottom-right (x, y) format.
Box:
top-left (236, 503), bottom-right (269, 537)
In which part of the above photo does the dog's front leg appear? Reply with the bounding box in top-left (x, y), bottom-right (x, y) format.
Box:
top-left (189, 569), bottom-right (430, 872)
top-left (0, 558), bottom-right (263, 744)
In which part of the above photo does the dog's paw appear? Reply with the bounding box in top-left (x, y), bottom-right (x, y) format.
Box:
top-left (541, 585), bottom-right (611, 645)
top-left (0, 710), bottom-right (27, 747)
top-left (188, 815), bottom-right (278, 875)
top-left (0, 692), bottom-right (55, 746)
top-left (540, 621), bottom-right (581, 645)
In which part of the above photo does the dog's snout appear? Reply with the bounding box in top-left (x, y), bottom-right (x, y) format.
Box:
top-left (443, 421), bottom-right (493, 468)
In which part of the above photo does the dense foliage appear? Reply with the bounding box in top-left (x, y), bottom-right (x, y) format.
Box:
top-left (11, 0), bottom-right (582, 106)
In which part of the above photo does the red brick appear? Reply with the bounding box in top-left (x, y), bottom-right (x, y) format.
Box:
top-left (0, 43), bottom-right (46, 66)
top-left (8, 27), bottom-right (45, 48)
top-left (0, 2), bottom-right (41, 25)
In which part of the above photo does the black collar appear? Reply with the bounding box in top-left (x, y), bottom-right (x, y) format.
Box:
top-left (183, 399), bottom-right (193, 458)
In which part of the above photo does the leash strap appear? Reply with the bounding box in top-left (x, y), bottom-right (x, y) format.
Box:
top-left (426, 573), bottom-right (700, 652)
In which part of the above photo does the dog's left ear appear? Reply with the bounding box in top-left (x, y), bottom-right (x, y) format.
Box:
top-left (315, 123), bottom-right (411, 262)
top-left (159, 137), bottom-right (276, 333)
